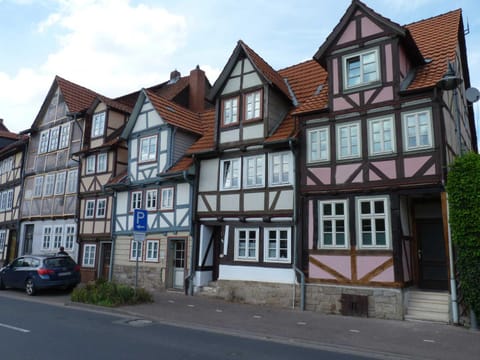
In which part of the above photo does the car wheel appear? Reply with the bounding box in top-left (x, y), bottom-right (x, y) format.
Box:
top-left (25, 278), bottom-right (36, 296)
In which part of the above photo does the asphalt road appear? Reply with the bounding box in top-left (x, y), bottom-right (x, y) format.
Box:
top-left (0, 294), bottom-right (371, 360)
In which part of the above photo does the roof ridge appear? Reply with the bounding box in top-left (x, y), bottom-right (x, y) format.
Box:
top-left (404, 8), bottom-right (461, 28)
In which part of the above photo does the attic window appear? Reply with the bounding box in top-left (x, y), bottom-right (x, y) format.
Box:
top-left (343, 48), bottom-right (379, 89)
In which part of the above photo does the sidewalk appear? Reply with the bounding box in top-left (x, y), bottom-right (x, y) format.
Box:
top-left (112, 290), bottom-right (479, 360)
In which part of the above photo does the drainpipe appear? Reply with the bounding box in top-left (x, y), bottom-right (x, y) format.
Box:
top-left (108, 191), bottom-right (118, 282)
top-left (183, 165), bottom-right (197, 296)
top-left (289, 139), bottom-right (305, 311)
top-left (445, 193), bottom-right (459, 324)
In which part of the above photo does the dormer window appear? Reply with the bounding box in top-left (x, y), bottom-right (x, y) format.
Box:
top-left (244, 90), bottom-right (262, 121)
top-left (222, 97), bottom-right (239, 126)
top-left (92, 112), bottom-right (106, 138)
top-left (343, 48), bottom-right (379, 89)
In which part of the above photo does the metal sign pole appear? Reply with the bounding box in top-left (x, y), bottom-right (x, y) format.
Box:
top-left (135, 240), bottom-right (139, 295)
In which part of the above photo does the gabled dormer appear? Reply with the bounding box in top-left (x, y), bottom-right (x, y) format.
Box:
top-left (121, 89), bottom-right (203, 184)
top-left (314, 0), bottom-right (424, 113)
top-left (209, 40), bottom-right (293, 147)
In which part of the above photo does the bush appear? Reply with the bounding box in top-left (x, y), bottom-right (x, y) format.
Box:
top-left (71, 279), bottom-right (153, 307)
top-left (446, 152), bottom-right (480, 317)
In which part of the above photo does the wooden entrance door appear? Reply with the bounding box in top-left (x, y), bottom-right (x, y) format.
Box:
top-left (416, 219), bottom-right (448, 290)
top-left (169, 239), bottom-right (185, 290)
top-left (100, 242), bottom-right (112, 280)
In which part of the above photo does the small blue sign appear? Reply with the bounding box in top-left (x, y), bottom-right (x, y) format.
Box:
top-left (133, 209), bottom-right (148, 232)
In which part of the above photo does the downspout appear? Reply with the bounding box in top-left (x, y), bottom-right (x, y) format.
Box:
top-left (108, 191), bottom-right (117, 282)
top-left (289, 139), bottom-right (305, 311)
top-left (183, 164), bottom-right (197, 296)
top-left (445, 193), bottom-right (459, 324)
top-left (16, 138), bottom-right (29, 258)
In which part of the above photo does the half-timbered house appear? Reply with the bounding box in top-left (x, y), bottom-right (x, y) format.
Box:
top-left (297, 1), bottom-right (476, 321)
top-left (108, 67), bottom-right (211, 290)
top-left (190, 41), bottom-right (305, 306)
top-left (0, 122), bottom-right (28, 265)
top-left (75, 96), bottom-right (131, 282)
top-left (19, 76), bottom-right (98, 260)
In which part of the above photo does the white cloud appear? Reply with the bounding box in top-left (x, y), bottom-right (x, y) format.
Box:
top-left (1, 0), bottom-right (188, 132)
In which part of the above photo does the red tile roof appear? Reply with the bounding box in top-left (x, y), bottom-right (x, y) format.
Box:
top-left (166, 156), bottom-right (194, 174)
top-left (405, 9), bottom-right (461, 90)
top-left (145, 90), bottom-right (203, 135)
top-left (56, 76), bottom-right (99, 114)
top-left (186, 109), bottom-right (216, 154)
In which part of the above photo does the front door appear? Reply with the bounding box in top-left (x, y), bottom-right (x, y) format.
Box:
top-left (170, 239), bottom-right (185, 290)
top-left (23, 225), bottom-right (34, 255)
top-left (416, 219), bottom-right (448, 290)
top-left (99, 242), bottom-right (112, 280)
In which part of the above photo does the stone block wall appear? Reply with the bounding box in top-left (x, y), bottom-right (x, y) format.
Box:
top-left (113, 264), bottom-right (165, 290)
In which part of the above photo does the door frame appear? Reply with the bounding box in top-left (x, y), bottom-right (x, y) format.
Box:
top-left (166, 237), bottom-right (187, 290)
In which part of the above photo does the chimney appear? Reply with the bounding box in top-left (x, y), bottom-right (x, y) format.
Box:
top-left (189, 65), bottom-right (206, 112)
top-left (169, 69), bottom-right (181, 84)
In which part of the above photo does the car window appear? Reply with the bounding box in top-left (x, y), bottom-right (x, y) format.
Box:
top-left (30, 258), bottom-right (41, 267)
top-left (44, 257), bottom-right (76, 268)
top-left (11, 258), bottom-right (25, 267)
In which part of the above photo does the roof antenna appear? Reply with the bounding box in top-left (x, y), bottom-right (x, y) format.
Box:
top-left (464, 16), bottom-right (470, 36)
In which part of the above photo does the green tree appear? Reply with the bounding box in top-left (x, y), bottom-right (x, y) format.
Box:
top-left (446, 151), bottom-right (480, 317)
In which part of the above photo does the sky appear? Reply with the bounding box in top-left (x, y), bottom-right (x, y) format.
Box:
top-left (1, 0), bottom-right (480, 133)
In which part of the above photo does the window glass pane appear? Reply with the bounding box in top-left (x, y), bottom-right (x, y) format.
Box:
top-left (362, 233), bottom-right (372, 245)
top-left (323, 233), bottom-right (333, 246)
top-left (335, 203), bottom-right (343, 215)
top-left (374, 200), bottom-right (384, 214)
top-left (361, 201), bottom-right (370, 214)
top-left (323, 203), bottom-right (332, 216)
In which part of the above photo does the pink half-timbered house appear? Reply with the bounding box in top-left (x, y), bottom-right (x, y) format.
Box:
top-left (296, 1), bottom-right (476, 321)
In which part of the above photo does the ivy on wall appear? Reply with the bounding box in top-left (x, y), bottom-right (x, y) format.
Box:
top-left (446, 151), bottom-right (480, 317)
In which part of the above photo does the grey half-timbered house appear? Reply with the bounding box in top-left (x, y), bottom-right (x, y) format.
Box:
top-left (19, 76), bottom-right (98, 261)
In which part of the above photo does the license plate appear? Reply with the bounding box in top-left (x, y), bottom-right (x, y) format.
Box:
top-left (58, 272), bottom-right (71, 276)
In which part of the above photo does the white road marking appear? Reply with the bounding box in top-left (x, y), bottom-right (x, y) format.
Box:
top-left (349, 329), bottom-right (360, 333)
top-left (0, 322), bottom-right (30, 333)
top-left (423, 339), bottom-right (435, 343)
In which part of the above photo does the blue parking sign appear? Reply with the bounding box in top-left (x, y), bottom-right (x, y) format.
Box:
top-left (133, 209), bottom-right (148, 232)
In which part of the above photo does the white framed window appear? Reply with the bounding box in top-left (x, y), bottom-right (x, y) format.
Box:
top-left (244, 155), bottom-right (265, 188)
top-left (92, 112), bottom-right (106, 138)
top-left (42, 226), bottom-right (52, 249)
top-left (146, 189), bottom-right (158, 211)
top-left (139, 135), bottom-right (157, 162)
top-left (234, 228), bottom-right (259, 261)
top-left (86, 156), bottom-right (96, 175)
top-left (97, 153), bottom-right (107, 173)
top-left (54, 172), bottom-right (66, 195)
top-left (222, 97), bottom-right (239, 125)
top-left (59, 122), bottom-right (71, 149)
top-left (82, 244), bottom-right (96, 267)
top-left (0, 230), bottom-right (6, 253)
top-left (66, 170), bottom-right (78, 193)
top-left (307, 127), bottom-right (330, 163)
top-left (131, 191), bottom-right (142, 210)
top-left (96, 198), bottom-right (106, 218)
top-left (43, 174), bottom-right (55, 196)
top-left (356, 196), bottom-right (391, 249)
top-left (6, 189), bottom-right (13, 210)
top-left (65, 225), bottom-right (75, 250)
top-left (369, 116), bottom-right (395, 155)
top-left (0, 191), bottom-right (7, 211)
top-left (130, 240), bottom-right (143, 261)
top-left (34, 176), bottom-right (44, 197)
top-left (269, 152), bottom-right (292, 186)
top-left (402, 109), bottom-right (433, 151)
top-left (318, 200), bottom-right (349, 249)
top-left (38, 130), bottom-right (50, 154)
top-left (264, 228), bottom-right (291, 263)
top-left (145, 240), bottom-right (159, 262)
top-left (337, 122), bottom-right (361, 160)
top-left (85, 200), bottom-right (95, 218)
top-left (160, 187), bottom-right (174, 210)
top-left (48, 126), bottom-right (60, 152)
top-left (220, 158), bottom-right (241, 190)
top-left (343, 48), bottom-right (379, 89)
top-left (244, 90), bottom-right (262, 120)
top-left (53, 226), bottom-right (63, 249)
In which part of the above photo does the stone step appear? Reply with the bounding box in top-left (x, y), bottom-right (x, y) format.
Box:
top-left (405, 309), bottom-right (449, 323)
top-left (405, 291), bottom-right (450, 323)
top-left (408, 291), bottom-right (449, 302)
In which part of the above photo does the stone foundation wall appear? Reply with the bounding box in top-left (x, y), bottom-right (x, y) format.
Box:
top-left (200, 280), bottom-right (404, 319)
top-left (113, 264), bottom-right (165, 290)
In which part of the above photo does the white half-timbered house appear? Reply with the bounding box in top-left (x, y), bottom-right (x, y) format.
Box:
top-left (190, 41), bottom-right (302, 306)
top-left (0, 124), bottom-right (28, 265)
top-left (109, 67), bottom-right (210, 290)
top-left (19, 76), bottom-right (98, 260)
